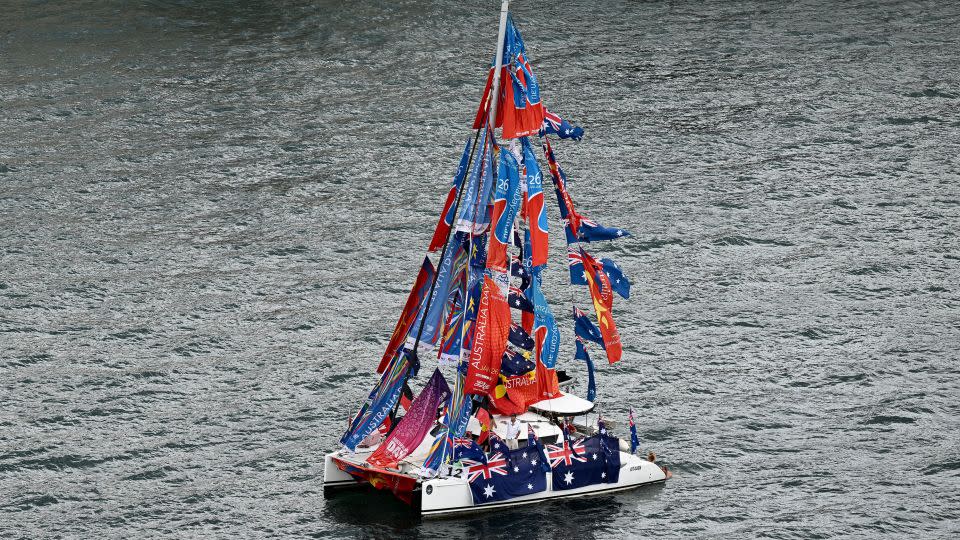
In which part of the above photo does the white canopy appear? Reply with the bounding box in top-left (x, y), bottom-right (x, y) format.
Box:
top-left (528, 391), bottom-right (595, 416)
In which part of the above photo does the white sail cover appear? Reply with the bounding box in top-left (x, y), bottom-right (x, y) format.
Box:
top-left (528, 391), bottom-right (595, 415)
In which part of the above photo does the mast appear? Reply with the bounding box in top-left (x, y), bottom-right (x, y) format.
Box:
top-left (461, 0), bottom-right (509, 366)
top-left (412, 1), bottom-right (511, 373)
top-left (488, 0), bottom-right (509, 132)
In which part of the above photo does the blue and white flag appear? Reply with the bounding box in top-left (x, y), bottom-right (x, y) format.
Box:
top-left (577, 217), bottom-right (630, 243)
top-left (573, 306), bottom-right (605, 348)
top-left (453, 437), bottom-right (486, 463)
top-left (508, 285), bottom-right (534, 313)
top-left (407, 232), bottom-right (467, 352)
top-left (600, 257), bottom-right (631, 299)
top-left (540, 108), bottom-right (584, 141)
top-left (574, 339), bottom-right (596, 402)
top-left (548, 433), bottom-right (620, 490)
top-left (500, 349), bottom-right (535, 377)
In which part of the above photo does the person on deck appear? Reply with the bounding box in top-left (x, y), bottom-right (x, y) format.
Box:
top-left (505, 414), bottom-right (522, 450)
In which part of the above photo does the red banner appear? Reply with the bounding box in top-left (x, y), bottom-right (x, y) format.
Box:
top-left (581, 248), bottom-right (622, 364)
top-left (490, 358), bottom-right (559, 415)
top-left (535, 358), bottom-right (560, 400)
top-left (333, 458), bottom-right (418, 505)
top-left (465, 275), bottom-right (511, 396)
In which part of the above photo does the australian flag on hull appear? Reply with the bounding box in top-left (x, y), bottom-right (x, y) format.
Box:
top-left (465, 445), bottom-right (548, 504)
top-left (547, 430), bottom-right (620, 490)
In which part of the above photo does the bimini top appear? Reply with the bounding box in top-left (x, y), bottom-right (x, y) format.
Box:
top-left (528, 391), bottom-right (595, 416)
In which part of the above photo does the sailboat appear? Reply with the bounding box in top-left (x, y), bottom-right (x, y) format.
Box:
top-left (323, 1), bottom-right (669, 518)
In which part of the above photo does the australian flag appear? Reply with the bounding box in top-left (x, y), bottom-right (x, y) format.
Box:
top-left (628, 410), bottom-right (640, 454)
top-left (573, 306), bottom-right (604, 348)
top-left (508, 323), bottom-right (534, 351)
top-left (567, 245), bottom-right (588, 286)
top-left (466, 445), bottom-right (548, 504)
top-left (577, 217), bottom-right (630, 243)
top-left (510, 257), bottom-right (532, 291)
top-left (488, 433), bottom-right (511, 456)
top-left (501, 349), bottom-right (535, 377)
top-left (548, 429), bottom-right (620, 490)
top-left (601, 258), bottom-right (631, 300)
top-left (574, 338), bottom-right (596, 402)
top-left (453, 437), bottom-right (486, 463)
top-left (540, 107), bottom-right (584, 141)
top-left (527, 424), bottom-right (551, 473)
top-left (509, 285), bottom-right (534, 313)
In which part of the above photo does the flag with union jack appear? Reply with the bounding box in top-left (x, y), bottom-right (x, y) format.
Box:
top-left (600, 257), bottom-right (631, 300)
top-left (546, 434), bottom-right (588, 469)
top-left (464, 452), bottom-right (508, 482)
top-left (540, 107), bottom-right (584, 141)
top-left (465, 445), bottom-right (547, 504)
top-left (548, 431), bottom-right (621, 490)
top-left (453, 437), bottom-right (486, 464)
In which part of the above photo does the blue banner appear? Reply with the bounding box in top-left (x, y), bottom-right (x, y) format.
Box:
top-left (574, 339), bottom-right (596, 402)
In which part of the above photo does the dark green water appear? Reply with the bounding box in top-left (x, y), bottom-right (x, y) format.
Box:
top-left (2, 0), bottom-right (958, 538)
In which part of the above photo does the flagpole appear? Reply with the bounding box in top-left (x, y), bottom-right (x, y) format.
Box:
top-left (461, 0), bottom-right (509, 368)
top-left (488, 0), bottom-right (509, 133)
top-left (410, 0), bottom-right (510, 384)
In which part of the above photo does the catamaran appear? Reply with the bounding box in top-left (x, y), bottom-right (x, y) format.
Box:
top-left (323, 1), bottom-right (669, 517)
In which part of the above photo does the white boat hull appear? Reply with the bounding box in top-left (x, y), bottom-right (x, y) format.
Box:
top-left (323, 449), bottom-right (667, 518)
